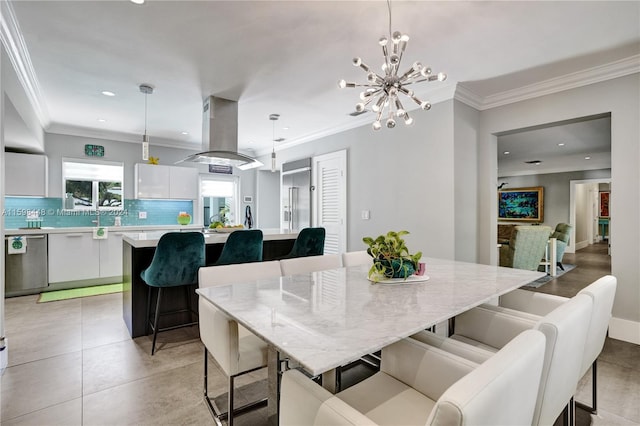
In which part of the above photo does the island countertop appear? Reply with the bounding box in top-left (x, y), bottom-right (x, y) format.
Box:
top-left (121, 228), bottom-right (298, 248)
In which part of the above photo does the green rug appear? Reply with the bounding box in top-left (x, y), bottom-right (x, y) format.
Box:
top-left (38, 283), bottom-right (123, 303)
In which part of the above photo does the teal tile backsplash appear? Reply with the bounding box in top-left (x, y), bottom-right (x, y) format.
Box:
top-left (3, 197), bottom-right (193, 229)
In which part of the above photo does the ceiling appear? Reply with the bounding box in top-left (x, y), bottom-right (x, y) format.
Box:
top-left (3, 1), bottom-right (639, 161)
top-left (497, 115), bottom-right (611, 177)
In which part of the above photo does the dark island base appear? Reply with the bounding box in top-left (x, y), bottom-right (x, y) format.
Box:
top-left (123, 238), bottom-right (295, 338)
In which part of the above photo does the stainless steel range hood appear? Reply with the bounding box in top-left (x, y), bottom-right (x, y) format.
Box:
top-left (179, 96), bottom-right (262, 170)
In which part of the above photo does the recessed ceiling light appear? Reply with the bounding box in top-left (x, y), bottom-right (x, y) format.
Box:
top-left (97, 118), bottom-right (106, 122)
top-left (558, 143), bottom-right (565, 146)
top-left (181, 131), bottom-right (189, 135)
top-left (130, 0), bottom-right (144, 4)
top-left (283, 127), bottom-right (290, 130)
top-left (503, 151), bottom-right (510, 155)
top-left (101, 91), bottom-right (115, 97)
top-left (585, 156), bottom-right (591, 160)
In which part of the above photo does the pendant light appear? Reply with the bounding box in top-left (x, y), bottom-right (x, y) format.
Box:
top-left (139, 84), bottom-right (153, 161)
top-left (269, 113), bottom-right (280, 172)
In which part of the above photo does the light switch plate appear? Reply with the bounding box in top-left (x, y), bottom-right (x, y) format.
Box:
top-left (361, 210), bottom-right (370, 220)
top-left (138, 211), bottom-right (147, 219)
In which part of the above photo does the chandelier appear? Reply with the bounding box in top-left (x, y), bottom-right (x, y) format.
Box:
top-left (338, 0), bottom-right (446, 130)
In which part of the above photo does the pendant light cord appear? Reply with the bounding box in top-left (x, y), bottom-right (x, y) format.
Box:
top-left (144, 93), bottom-right (148, 135)
top-left (387, 0), bottom-right (392, 39)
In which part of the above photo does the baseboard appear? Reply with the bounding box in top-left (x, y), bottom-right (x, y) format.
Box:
top-left (575, 240), bottom-right (589, 250)
top-left (609, 317), bottom-right (640, 345)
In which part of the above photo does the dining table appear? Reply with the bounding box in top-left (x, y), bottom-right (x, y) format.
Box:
top-left (196, 256), bottom-right (545, 425)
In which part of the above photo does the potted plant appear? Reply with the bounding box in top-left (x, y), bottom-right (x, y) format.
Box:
top-left (363, 230), bottom-right (422, 282)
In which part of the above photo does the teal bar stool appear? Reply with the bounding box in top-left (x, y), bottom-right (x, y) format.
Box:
top-left (214, 229), bottom-right (263, 265)
top-left (140, 232), bottom-right (205, 355)
top-left (282, 227), bottom-right (325, 259)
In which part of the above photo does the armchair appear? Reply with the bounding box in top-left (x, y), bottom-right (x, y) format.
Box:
top-left (280, 329), bottom-right (546, 426)
top-left (499, 225), bottom-right (552, 271)
top-left (552, 223), bottom-right (573, 270)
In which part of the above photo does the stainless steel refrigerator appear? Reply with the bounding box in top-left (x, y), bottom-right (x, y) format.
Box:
top-left (281, 158), bottom-right (311, 232)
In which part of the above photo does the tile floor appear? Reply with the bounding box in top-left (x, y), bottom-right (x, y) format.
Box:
top-left (1, 241), bottom-right (638, 425)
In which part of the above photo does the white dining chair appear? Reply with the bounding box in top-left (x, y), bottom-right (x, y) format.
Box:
top-left (280, 329), bottom-right (546, 426)
top-left (412, 293), bottom-right (593, 426)
top-left (279, 254), bottom-right (342, 276)
top-left (341, 250), bottom-right (371, 267)
top-left (498, 275), bottom-right (617, 415)
top-left (198, 260), bottom-right (282, 426)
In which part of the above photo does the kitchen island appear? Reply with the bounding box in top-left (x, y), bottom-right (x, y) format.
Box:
top-left (121, 229), bottom-right (298, 338)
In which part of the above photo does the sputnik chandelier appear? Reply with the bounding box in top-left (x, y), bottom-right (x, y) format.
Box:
top-left (338, 0), bottom-right (446, 130)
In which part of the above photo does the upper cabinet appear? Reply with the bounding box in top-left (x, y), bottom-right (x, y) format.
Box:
top-left (134, 163), bottom-right (198, 200)
top-left (5, 152), bottom-right (48, 196)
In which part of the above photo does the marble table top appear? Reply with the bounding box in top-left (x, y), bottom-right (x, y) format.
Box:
top-left (196, 257), bottom-right (544, 376)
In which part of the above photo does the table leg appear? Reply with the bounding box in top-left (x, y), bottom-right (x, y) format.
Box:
top-left (267, 345), bottom-right (280, 426)
top-left (321, 369), bottom-right (337, 393)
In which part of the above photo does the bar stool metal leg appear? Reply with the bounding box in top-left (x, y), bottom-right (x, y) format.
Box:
top-left (151, 288), bottom-right (162, 355)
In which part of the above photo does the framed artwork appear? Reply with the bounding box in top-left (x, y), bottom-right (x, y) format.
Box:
top-left (498, 186), bottom-right (544, 222)
top-left (600, 191), bottom-right (610, 218)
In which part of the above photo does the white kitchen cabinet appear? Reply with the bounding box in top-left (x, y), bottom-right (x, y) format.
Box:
top-left (169, 166), bottom-right (198, 199)
top-left (5, 152), bottom-right (48, 196)
top-left (48, 233), bottom-right (100, 283)
top-left (135, 163), bottom-right (198, 199)
top-left (135, 163), bottom-right (170, 199)
top-left (99, 232), bottom-right (124, 279)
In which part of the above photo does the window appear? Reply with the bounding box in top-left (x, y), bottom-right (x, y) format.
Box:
top-left (63, 159), bottom-right (124, 210)
top-left (201, 175), bottom-right (239, 227)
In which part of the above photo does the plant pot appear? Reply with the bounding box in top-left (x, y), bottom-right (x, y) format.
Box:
top-left (374, 258), bottom-right (416, 279)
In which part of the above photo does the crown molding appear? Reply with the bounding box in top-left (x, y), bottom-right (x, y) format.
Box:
top-left (0, 1), bottom-right (50, 127)
top-left (457, 55), bottom-right (640, 111)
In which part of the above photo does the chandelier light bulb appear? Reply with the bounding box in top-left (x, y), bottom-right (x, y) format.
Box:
top-left (390, 54), bottom-right (400, 65)
top-left (338, 79), bottom-right (347, 89)
top-left (367, 73), bottom-right (377, 83)
top-left (404, 114), bottom-right (414, 126)
top-left (372, 121), bottom-right (382, 131)
top-left (421, 67), bottom-right (432, 77)
top-left (355, 103), bottom-right (365, 112)
top-left (421, 101), bottom-right (432, 110)
top-left (353, 57), bottom-right (362, 67)
top-left (378, 36), bottom-right (388, 46)
top-left (392, 31), bottom-right (402, 43)
top-left (400, 34), bottom-right (410, 42)
top-left (437, 72), bottom-right (447, 81)
top-left (386, 118), bottom-right (396, 129)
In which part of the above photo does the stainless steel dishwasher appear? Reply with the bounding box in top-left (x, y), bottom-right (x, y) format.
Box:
top-left (5, 234), bottom-right (48, 297)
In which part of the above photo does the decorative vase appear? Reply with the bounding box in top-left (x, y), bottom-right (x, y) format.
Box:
top-left (177, 212), bottom-right (191, 225)
top-left (374, 258), bottom-right (416, 279)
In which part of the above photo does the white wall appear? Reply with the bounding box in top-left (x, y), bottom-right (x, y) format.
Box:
top-left (477, 74), bottom-right (640, 341)
top-left (454, 101), bottom-right (480, 262)
top-left (258, 100), bottom-right (457, 259)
